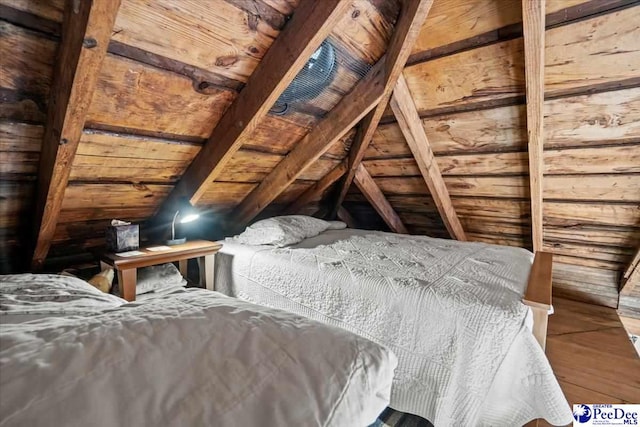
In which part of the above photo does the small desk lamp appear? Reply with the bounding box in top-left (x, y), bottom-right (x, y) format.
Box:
top-left (167, 197), bottom-right (200, 246)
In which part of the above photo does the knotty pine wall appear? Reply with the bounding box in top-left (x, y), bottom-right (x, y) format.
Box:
top-left (344, 0), bottom-right (640, 311)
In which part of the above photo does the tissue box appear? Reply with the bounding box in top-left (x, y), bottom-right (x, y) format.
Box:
top-left (106, 224), bottom-right (139, 252)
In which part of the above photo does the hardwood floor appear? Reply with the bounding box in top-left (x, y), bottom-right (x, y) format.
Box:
top-left (538, 297), bottom-right (640, 426)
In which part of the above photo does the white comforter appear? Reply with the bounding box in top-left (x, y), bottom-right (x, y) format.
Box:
top-left (0, 274), bottom-right (396, 427)
top-left (217, 230), bottom-right (573, 426)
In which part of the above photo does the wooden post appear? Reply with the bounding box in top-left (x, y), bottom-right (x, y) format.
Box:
top-left (522, 0), bottom-right (546, 252)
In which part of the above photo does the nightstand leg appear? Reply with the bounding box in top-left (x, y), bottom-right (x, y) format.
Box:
top-left (199, 254), bottom-right (215, 291)
top-left (118, 268), bottom-right (137, 302)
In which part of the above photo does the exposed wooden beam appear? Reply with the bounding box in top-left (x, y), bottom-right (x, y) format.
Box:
top-left (337, 206), bottom-right (358, 229)
top-left (522, 0), bottom-right (546, 252)
top-left (232, 59), bottom-right (387, 225)
top-left (157, 0), bottom-right (350, 214)
top-left (330, 0), bottom-right (435, 218)
top-left (31, 0), bottom-right (122, 269)
top-left (620, 248), bottom-right (640, 295)
top-left (353, 164), bottom-right (408, 234)
top-left (284, 161), bottom-right (347, 215)
top-left (390, 74), bottom-right (466, 240)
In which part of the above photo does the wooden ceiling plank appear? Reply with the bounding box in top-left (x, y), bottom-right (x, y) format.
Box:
top-left (31, 0), bottom-right (122, 269)
top-left (354, 164), bottom-right (408, 234)
top-left (620, 248), bottom-right (640, 295)
top-left (390, 74), bottom-right (466, 240)
top-left (522, 0), bottom-right (546, 252)
top-left (284, 161), bottom-right (347, 215)
top-left (232, 57), bottom-right (387, 225)
top-left (158, 0), bottom-right (350, 217)
top-left (330, 0), bottom-right (436, 218)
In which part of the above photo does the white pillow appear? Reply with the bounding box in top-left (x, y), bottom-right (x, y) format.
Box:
top-left (327, 220), bottom-right (347, 230)
top-left (232, 215), bottom-right (331, 247)
top-left (136, 263), bottom-right (187, 295)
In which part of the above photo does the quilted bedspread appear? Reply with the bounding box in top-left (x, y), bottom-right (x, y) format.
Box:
top-left (218, 230), bottom-right (573, 426)
top-left (0, 275), bottom-right (396, 427)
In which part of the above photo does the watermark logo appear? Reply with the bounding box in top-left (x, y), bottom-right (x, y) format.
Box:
top-left (573, 404), bottom-right (639, 426)
top-left (574, 404), bottom-right (593, 423)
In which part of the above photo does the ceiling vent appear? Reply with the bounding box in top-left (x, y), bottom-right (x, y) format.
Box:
top-left (270, 40), bottom-right (337, 115)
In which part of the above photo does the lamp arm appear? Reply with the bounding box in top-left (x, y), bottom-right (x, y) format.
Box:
top-left (171, 210), bottom-right (180, 240)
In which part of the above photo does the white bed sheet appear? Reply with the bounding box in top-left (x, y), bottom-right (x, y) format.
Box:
top-left (217, 229), bottom-right (572, 426)
top-left (0, 274), bottom-right (396, 427)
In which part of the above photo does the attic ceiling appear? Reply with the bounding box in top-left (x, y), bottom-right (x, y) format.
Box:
top-left (1, 0), bottom-right (639, 315)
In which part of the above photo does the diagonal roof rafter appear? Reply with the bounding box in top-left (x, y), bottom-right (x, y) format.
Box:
top-left (31, 0), bottom-right (123, 269)
top-left (233, 0), bottom-right (436, 228)
top-left (153, 0), bottom-right (351, 220)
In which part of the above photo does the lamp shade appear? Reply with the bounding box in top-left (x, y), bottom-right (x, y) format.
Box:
top-left (167, 197), bottom-right (200, 245)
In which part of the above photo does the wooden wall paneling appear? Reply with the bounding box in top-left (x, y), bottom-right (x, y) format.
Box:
top-left (0, 21), bottom-right (56, 123)
top-left (0, 152), bottom-right (39, 175)
top-left (452, 197), bottom-right (531, 224)
top-left (544, 202), bottom-right (640, 228)
top-left (0, 122), bottom-right (43, 152)
top-left (552, 254), bottom-right (627, 272)
top-left (372, 176), bottom-right (530, 199)
top-left (238, 115), bottom-right (311, 155)
top-left (221, 150), bottom-right (341, 183)
top-left (58, 206), bottom-right (156, 223)
top-left (0, 0), bottom-right (65, 22)
top-left (85, 55), bottom-right (236, 138)
top-left (76, 131), bottom-right (201, 161)
top-left (0, 181), bottom-right (35, 228)
top-left (543, 241), bottom-right (635, 264)
top-left (112, 0), bottom-right (283, 83)
top-left (544, 87), bottom-right (640, 149)
top-left (544, 7), bottom-right (640, 97)
top-left (544, 145), bottom-right (640, 174)
top-left (231, 57), bottom-right (386, 225)
top-left (159, 0), bottom-right (349, 217)
top-left (354, 164), bottom-right (408, 234)
top-left (522, 0), bottom-right (546, 252)
top-left (60, 184), bottom-right (172, 210)
top-left (390, 74), bottom-right (466, 240)
top-left (544, 175), bottom-right (640, 202)
top-left (403, 37), bottom-right (525, 115)
top-left (328, 0), bottom-right (398, 66)
top-left (69, 157), bottom-right (189, 183)
top-left (545, 226), bottom-right (640, 247)
top-left (364, 151), bottom-right (529, 177)
top-left (409, 0), bottom-right (592, 60)
top-left (31, 0), bottom-right (122, 269)
top-left (552, 262), bottom-right (621, 308)
top-left (367, 104), bottom-right (528, 158)
top-left (199, 182), bottom-right (257, 209)
top-left (285, 161), bottom-right (347, 215)
top-left (621, 248), bottom-right (640, 295)
top-left (273, 181), bottom-right (313, 206)
top-left (331, 0), bottom-right (436, 218)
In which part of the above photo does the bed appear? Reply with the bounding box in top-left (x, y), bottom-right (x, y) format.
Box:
top-left (0, 274), bottom-right (397, 427)
top-left (216, 220), bottom-right (574, 426)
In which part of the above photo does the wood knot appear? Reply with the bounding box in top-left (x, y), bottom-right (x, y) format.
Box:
top-left (215, 56), bottom-right (238, 67)
top-left (59, 138), bottom-right (68, 145)
top-left (83, 37), bottom-right (97, 49)
top-left (352, 9), bottom-right (360, 19)
top-left (248, 46), bottom-right (259, 55)
top-left (198, 81), bottom-right (210, 90)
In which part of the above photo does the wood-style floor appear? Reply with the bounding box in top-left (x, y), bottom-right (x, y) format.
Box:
top-left (539, 297), bottom-right (640, 426)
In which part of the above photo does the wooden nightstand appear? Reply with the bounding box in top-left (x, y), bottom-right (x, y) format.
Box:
top-left (100, 240), bottom-right (222, 301)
